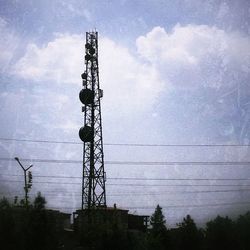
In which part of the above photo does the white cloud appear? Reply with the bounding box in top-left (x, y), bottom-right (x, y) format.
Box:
top-left (13, 33), bottom-right (164, 114)
top-left (99, 37), bottom-right (164, 114)
top-left (136, 24), bottom-right (250, 88)
top-left (11, 24), bottom-right (250, 128)
top-left (13, 34), bottom-right (83, 84)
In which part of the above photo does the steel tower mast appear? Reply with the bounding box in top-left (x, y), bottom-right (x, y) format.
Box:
top-left (79, 31), bottom-right (106, 209)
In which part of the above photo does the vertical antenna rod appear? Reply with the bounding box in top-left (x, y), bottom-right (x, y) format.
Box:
top-left (79, 31), bottom-right (106, 209)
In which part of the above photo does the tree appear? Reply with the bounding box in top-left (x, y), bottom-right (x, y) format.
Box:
top-left (0, 193), bottom-right (58, 250)
top-left (0, 198), bottom-right (16, 249)
top-left (150, 205), bottom-right (166, 233)
top-left (176, 214), bottom-right (203, 250)
top-left (0, 197), bottom-right (10, 209)
top-left (205, 215), bottom-right (237, 250)
top-left (148, 204), bottom-right (169, 250)
top-left (33, 192), bottom-right (46, 210)
top-left (236, 211), bottom-right (250, 250)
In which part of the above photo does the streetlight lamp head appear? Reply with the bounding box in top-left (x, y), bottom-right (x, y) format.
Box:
top-left (14, 157), bottom-right (19, 161)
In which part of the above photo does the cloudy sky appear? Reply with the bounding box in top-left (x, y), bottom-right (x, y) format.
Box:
top-left (0, 0), bottom-right (250, 226)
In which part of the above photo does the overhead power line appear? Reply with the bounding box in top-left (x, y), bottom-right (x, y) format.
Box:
top-left (1, 157), bottom-right (250, 166)
top-left (1, 179), bottom-right (250, 187)
top-left (2, 188), bottom-right (250, 196)
top-left (46, 201), bottom-right (250, 210)
top-left (2, 174), bottom-right (250, 181)
top-left (0, 138), bottom-right (82, 145)
top-left (0, 137), bottom-right (250, 147)
top-left (124, 201), bottom-right (250, 209)
top-left (4, 188), bottom-right (250, 196)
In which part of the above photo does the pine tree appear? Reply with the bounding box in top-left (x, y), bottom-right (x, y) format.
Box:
top-left (148, 204), bottom-right (168, 250)
top-left (33, 192), bottom-right (46, 210)
top-left (177, 214), bottom-right (203, 250)
top-left (150, 204), bottom-right (166, 233)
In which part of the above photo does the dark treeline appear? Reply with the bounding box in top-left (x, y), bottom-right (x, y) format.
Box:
top-left (0, 193), bottom-right (60, 250)
top-left (147, 204), bottom-right (250, 250)
top-left (1, 196), bottom-right (250, 250)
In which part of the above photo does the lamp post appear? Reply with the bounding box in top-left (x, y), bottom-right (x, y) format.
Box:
top-left (14, 157), bottom-right (33, 207)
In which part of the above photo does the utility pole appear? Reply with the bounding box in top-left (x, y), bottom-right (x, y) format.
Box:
top-left (14, 157), bottom-right (33, 207)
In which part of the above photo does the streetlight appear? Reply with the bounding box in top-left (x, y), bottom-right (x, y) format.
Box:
top-left (14, 157), bottom-right (33, 207)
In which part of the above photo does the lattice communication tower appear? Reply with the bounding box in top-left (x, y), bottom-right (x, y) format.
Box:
top-left (79, 31), bottom-right (106, 209)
